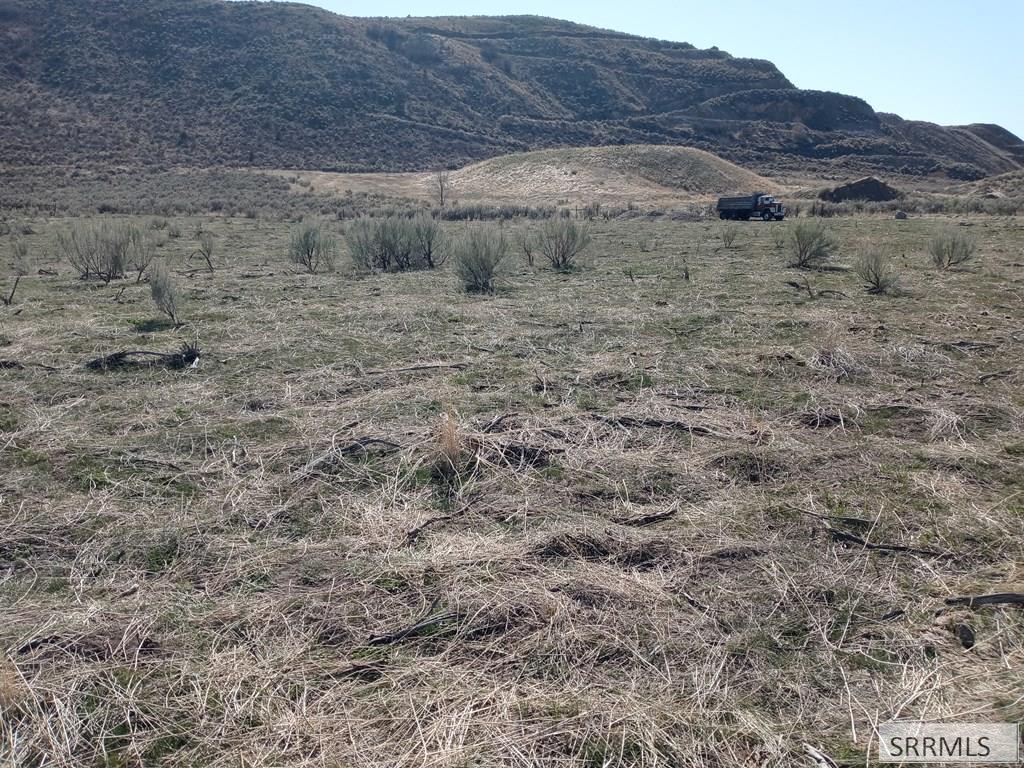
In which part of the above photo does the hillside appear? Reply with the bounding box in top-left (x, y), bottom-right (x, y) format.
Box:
top-left (450, 145), bottom-right (775, 204)
top-left (277, 145), bottom-right (777, 207)
top-left (0, 0), bottom-right (1021, 179)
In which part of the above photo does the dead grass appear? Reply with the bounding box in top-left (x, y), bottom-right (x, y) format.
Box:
top-left (1, 212), bottom-right (1022, 767)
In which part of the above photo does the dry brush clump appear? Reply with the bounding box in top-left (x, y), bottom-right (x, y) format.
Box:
top-left (148, 261), bottom-right (181, 325)
top-left (854, 250), bottom-right (899, 294)
top-left (928, 228), bottom-right (976, 270)
top-left (190, 231), bottom-right (216, 272)
top-left (288, 221), bottom-right (338, 273)
top-left (787, 220), bottom-right (836, 269)
top-left (719, 222), bottom-right (739, 248)
top-left (127, 227), bottom-right (157, 282)
top-left (521, 218), bottom-right (592, 271)
top-left (453, 226), bottom-right (507, 293)
top-left (346, 214), bottom-right (447, 272)
top-left (56, 220), bottom-right (134, 283)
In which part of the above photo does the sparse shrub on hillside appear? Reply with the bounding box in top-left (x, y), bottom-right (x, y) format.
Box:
top-left (148, 261), bottom-right (181, 325)
top-left (854, 250), bottom-right (899, 294)
top-left (719, 223), bottom-right (739, 248)
top-left (289, 222), bottom-right (338, 273)
top-left (528, 219), bottom-right (591, 271)
top-left (149, 218), bottom-right (169, 231)
top-left (788, 221), bottom-right (836, 269)
top-left (928, 229), bottom-right (976, 270)
top-left (168, 224), bottom-right (182, 239)
top-left (770, 225), bottom-right (788, 250)
top-left (57, 221), bottom-right (133, 283)
top-left (454, 227), bottom-right (507, 294)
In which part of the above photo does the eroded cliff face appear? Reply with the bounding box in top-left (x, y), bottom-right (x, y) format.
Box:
top-left (0, 0), bottom-right (1019, 178)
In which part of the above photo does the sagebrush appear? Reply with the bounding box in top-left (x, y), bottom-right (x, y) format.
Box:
top-left (148, 261), bottom-right (181, 325)
top-left (928, 229), bottom-right (976, 270)
top-left (57, 221), bottom-right (134, 283)
top-left (347, 215), bottom-right (446, 272)
top-left (788, 220), bottom-right (836, 269)
top-left (289, 222), bottom-right (338, 273)
top-left (525, 219), bottom-right (591, 271)
top-left (854, 250), bottom-right (899, 294)
top-left (453, 227), bottom-right (506, 293)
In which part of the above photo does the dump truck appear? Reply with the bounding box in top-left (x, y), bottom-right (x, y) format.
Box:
top-left (716, 193), bottom-right (786, 221)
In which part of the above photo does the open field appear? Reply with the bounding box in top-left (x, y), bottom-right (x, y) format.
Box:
top-left (2, 213), bottom-right (1023, 767)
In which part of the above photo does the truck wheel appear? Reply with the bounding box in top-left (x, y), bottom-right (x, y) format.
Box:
top-left (762, 211), bottom-right (772, 221)
top-left (719, 212), bottom-right (727, 220)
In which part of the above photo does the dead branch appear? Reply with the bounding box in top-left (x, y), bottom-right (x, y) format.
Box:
top-left (367, 602), bottom-right (461, 646)
top-left (480, 412), bottom-right (518, 433)
top-left (591, 413), bottom-right (721, 437)
top-left (824, 522), bottom-right (950, 558)
top-left (405, 500), bottom-right (475, 544)
top-left (85, 343), bottom-right (200, 371)
top-left (363, 361), bottom-right (469, 375)
top-left (613, 506), bottom-right (678, 528)
top-left (945, 593), bottom-right (1024, 609)
top-left (979, 369), bottom-right (1013, 384)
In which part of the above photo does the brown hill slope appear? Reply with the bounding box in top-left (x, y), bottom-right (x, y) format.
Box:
top-left (0, 0), bottom-right (1020, 180)
top-left (279, 145), bottom-right (778, 207)
top-left (450, 145), bottom-right (776, 203)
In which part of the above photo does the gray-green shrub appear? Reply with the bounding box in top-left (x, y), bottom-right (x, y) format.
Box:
top-left (410, 214), bottom-right (447, 268)
top-left (453, 227), bottom-right (507, 293)
top-left (148, 261), bottom-right (181, 325)
top-left (854, 251), bottom-right (899, 294)
top-left (928, 229), bottom-right (976, 270)
top-left (57, 221), bottom-right (134, 283)
top-left (719, 223), bottom-right (739, 248)
top-left (346, 215), bottom-right (445, 272)
top-left (190, 232), bottom-right (215, 273)
top-left (788, 221), bottom-right (836, 269)
top-left (128, 228), bottom-right (156, 283)
top-left (530, 219), bottom-right (591, 271)
top-left (289, 222), bottom-right (338, 273)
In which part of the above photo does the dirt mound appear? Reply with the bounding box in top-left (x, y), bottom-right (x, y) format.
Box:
top-left (449, 145), bottom-right (776, 205)
top-left (819, 176), bottom-right (902, 202)
top-left (956, 170), bottom-right (1024, 198)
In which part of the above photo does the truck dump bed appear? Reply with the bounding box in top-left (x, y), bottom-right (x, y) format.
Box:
top-left (716, 195), bottom-right (761, 210)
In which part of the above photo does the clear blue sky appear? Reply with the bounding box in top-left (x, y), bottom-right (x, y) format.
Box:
top-left (298, 0), bottom-right (1023, 138)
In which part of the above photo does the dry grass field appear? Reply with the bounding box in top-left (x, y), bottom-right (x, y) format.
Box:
top-left (1, 213), bottom-right (1023, 767)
